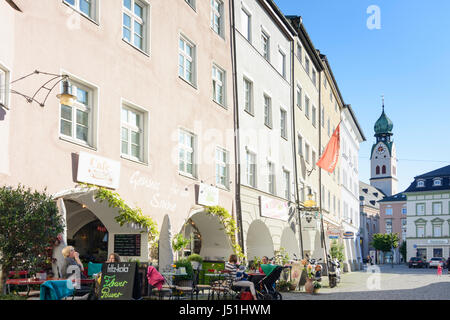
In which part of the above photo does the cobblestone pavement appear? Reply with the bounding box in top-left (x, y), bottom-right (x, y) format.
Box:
top-left (282, 264), bottom-right (450, 300)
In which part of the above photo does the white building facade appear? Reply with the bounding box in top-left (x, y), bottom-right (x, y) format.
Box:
top-left (233, 0), bottom-right (299, 260)
top-left (340, 105), bottom-right (365, 271)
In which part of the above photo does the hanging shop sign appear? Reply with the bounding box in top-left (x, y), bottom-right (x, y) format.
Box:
top-left (77, 152), bottom-right (121, 189)
top-left (197, 183), bottom-right (219, 206)
top-left (260, 196), bottom-right (289, 221)
top-left (343, 231), bottom-right (354, 239)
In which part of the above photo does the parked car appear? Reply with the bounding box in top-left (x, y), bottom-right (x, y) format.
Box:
top-left (408, 257), bottom-right (427, 268)
top-left (428, 257), bottom-right (447, 268)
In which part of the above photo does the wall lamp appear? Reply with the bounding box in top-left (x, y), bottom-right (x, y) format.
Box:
top-left (9, 70), bottom-right (77, 108)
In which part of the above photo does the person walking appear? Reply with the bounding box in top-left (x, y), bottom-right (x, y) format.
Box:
top-left (437, 263), bottom-right (443, 277)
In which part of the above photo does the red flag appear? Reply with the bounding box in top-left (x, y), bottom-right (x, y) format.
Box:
top-left (316, 123), bottom-right (340, 173)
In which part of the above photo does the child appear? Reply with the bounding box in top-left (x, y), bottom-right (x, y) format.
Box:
top-left (437, 263), bottom-right (443, 277)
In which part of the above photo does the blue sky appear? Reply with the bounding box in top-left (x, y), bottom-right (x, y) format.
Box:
top-left (275, 0), bottom-right (450, 192)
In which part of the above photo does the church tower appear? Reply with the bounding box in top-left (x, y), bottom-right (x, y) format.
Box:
top-left (370, 100), bottom-right (398, 196)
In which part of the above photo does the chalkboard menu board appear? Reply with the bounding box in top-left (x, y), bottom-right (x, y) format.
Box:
top-left (114, 234), bottom-right (141, 257)
top-left (99, 262), bottom-right (141, 300)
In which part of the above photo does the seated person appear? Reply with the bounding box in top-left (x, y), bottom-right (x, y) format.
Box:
top-left (106, 253), bottom-right (121, 263)
top-left (61, 246), bottom-right (86, 279)
top-left (259, 256), bottom-right (269, 274)
top-left (225, 254), bottom-right (258, 300)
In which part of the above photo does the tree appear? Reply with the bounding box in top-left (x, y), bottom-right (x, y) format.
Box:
top-left (371, 233), bottom-right (400, 266)
top-left (0, 185), bottom-right (64, 294)
top-left (330, 240), bottom-right (346, 262)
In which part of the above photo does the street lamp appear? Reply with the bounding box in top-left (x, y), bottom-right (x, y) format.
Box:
top-left (6, 70), bottom-right (77, 108)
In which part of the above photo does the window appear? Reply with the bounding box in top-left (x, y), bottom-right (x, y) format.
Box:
top-left (246, 151), bottom-right (256, 187)
top-left (179, 36), bottom-right (196, 85)
top-left (284, 170), bottom-right (290, 200)
top-left (376, 166), bottom-right (380, 175)
top-left (382, 165), bottom-right (386, 174)
top-left (433, 224), bottom-right (442, 237)
top-left (432, 202), bottom-right (442, 215)
top-left (123, 0), bottom-right (148, 52)
top-left (312, 69), bottom-right (316, 86)
top-left (417, 180), bottom-right (425, 188)
top-left (185, 0), bottom-right (195, 9)
top-left (268, 162), bottom-right (275, 195)
top-left (179, 130), bottom-right (196, 177)
top-left (261, 31), bottom-right (270, 61)
top-left (216, 147), bottom-right (229, 188)
top-left (211, 0), bottom-right (224, 37)
top-left (212, 65), bottom-right (225, 106)
top-left (320, 106), bottom-right (324, 128)
top-left (305, 57), bottom-right (310, 75)
top-left (60, 79), bottom-right (95, 147)
top-left (433, 179), bottom-right (442, 186)
top-left (296, 85), bottom-right (302, 109)
top-left (385, 208), bottom-right (393, 215)
top-left (121, 105), bottom-right (145, 162)
top-left (241, 7), bottom-right (251, 42)
top-left (0, 66), bottom-right (10, 108)
top-left (416, 203), bottom-right (425, 216)
top-left (385, 219), bottom-right (392, 234)
top-left (297, 134), bottom-right (303, 156)
top-left (64, 0), bottom-right (98, 21)
top-left (296, 42), bottom-right (302, 62)
top-left (280, 109), bottom-right (287, 139)
top-left (304, 96), bottom-right (310, 119)
top-left (311, 105), bottom-right (316, 127)
top-left (243, 78), bottom-right (253, 114)
top-left (402, 207), bottom-right (407, 215)
top-left (264, 95), bottom-right (272, 128)
top-left (278, 50), bottom-right (286, 78)
top-left (312, 151), bottom-right (316, 168)
top-left (305, 143), bottom-right (310, 163)
top-left (327, 118), bottom-right (330, 136)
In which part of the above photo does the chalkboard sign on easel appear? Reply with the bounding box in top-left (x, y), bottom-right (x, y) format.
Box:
top-left (99, 262), bottom-right (142, 300)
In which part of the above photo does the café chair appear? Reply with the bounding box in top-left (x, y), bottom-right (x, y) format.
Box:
top-left (40, 280), bottom-right (74, 300)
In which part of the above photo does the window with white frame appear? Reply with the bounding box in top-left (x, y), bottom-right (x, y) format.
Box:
top-left (246, 150), bottom-right (256, 188)
top-left (417, 180), bottom-right (425, 187)
top-left (304, 96), bottom-right (310, 119)
top-left (211, 0), bottom-right (224, 37)
top-left (305, 143), bottom-right (310, 163)
top-left (216, 147), bottom-right (229, 188)
top-left (312, 69), bottom-right (316, 86)
top-left (432, 222), bottom-right (442, 237)
top-left (311, 105), bottom-right (316, 127)
top-left (212, 64), bottom-right (225, 106)
top-left (0, 66), bottom-right (9, 108)
top-left (60, 79), bottom-right (95, 146)
top-left (122, 0), bottom-right (148, 52)
top-left (296, 42), bottom-right (302, 62)
top-left (241, 7), bottom-right (251, 42)
top-left (385, 208), bottom-right (393, 215)
top-left (261, 31), bottom-right (270, 61)
top-left (280, 109), bottom-right (287, 139)
top-left (278, 49), bottom-right (286, 78)
top-left (433, 179), bottom-right (442, 186)
top-left (320, 105), bottom-right (324, 128)
top-left (264, 95), bottom-right (272, 128)
top-left (416, 224), bottom-right (425, 237)
top-left (305, 56), bottom-right (310, 75)
top-left (268, 161), bottom-right (275, 195)
top-left (296, 85), bottom-right (302, 109)
top-left (179, 36), bottom-right (196, 85)
top-left (297, 134), bottom-right (303, 156)
top-left (432, 202), bottom-right (442, 215)
top-left (385, 219), bottom-right (392, 234)
top-left (284, 170), bottom-right (290, 200)
top-left (121, 105), bottom-right (146, 162)
top-left (179, 129), bottom-right (196, 177)
top-left (416, 203), bottom-right (425, 216)
top-left (64, 0), bottom-right (98, 21)
top-left (243, 78), bottom-right (253, 114)
top-left (312, 150), bottom-right (316, 168)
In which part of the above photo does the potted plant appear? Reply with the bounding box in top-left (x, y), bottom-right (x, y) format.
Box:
top-left (313, 281), bottom-right (322, 294)
top-left (187, 254), bottom-right (203, 270)
top-left (173, 259), bottom-right (194, 287)
top-left (304, 264), bottom-right (315, 294)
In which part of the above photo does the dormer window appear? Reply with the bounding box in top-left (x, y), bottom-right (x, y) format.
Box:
top-left (433, 179), bottom-right (442, 187)
top-left (417, 180), bottom-right (425, 188)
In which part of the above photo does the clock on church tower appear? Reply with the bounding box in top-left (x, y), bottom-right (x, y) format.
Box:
top-left (369, 102), bottom-right (398, 197)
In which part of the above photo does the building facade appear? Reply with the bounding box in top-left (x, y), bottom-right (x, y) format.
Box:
top-left (404, 165), bottom-right (450, 262)
top-left (378, 193), bottom-right (407, 263)
top-left (233, 0), bottom-right (299, 260)
top-left (1, 0), bottom-right (237, 273)
top-left (339, 104), bottom-right (365, 270)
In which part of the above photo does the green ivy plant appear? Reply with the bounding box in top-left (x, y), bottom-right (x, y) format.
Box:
top-left (78, 183), bottom-right (158, 239)
top-left (205, 206), bottom-right (245, 260)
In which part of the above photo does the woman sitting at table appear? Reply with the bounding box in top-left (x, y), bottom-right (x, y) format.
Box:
top-left (106, 253), bottom-right (121, 263)
top-left (61, 246), bottom-right (86, 279)
top-left (259, 256), bottom-right (270, 274)
top-left (225, 254), bottom-right (258, 300)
